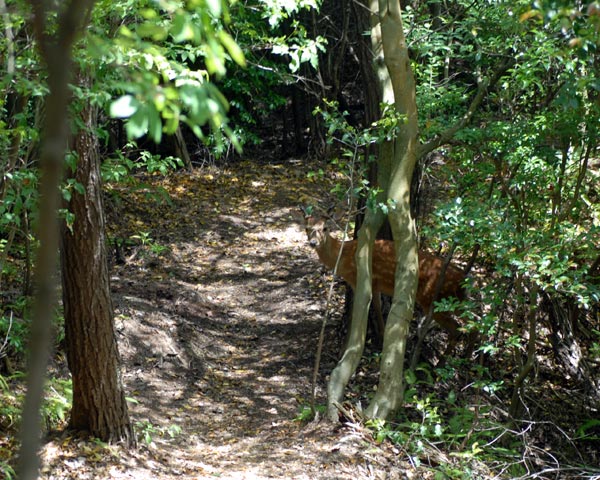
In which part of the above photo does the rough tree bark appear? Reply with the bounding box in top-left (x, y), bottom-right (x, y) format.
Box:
top-left (60, 71), bottom-right (134, 445)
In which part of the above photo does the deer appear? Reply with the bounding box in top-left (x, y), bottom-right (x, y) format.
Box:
top-left (302, 211), bottom-right (471, 356)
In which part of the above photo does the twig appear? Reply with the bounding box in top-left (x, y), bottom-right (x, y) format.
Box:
top-left (0, 311), bottom-right (13, 358)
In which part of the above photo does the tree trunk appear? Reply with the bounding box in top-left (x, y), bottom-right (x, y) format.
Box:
top-left (351, 0), bottom-right (387, 345)
top-left (327, 0), bottom-right (391, 415)
top-left (327, 208), bottom-right (386, 420)
top-left (366, 2), bottom-right (419, 417)
top-left (326, 0), bottom-right (419, 421)
top-left (61, 72), bottom-right (134, 445)
top-left (173, 125), bottom-right (193, 170)
top-left (18, 2), bottom-right (97, 479)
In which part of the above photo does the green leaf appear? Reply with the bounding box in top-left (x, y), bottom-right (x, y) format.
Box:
top-left (405, 369), bottom-right (417, 385)
top-left (163, 115), bottom-right (179, 135)
top-left (126, 108), bottom-right (149, 139)
top-left (147, 106), bottom-right (163, 143)
top-left (136, 21), bottom-right (168, 41)
top-left (218, 31), bottom-right (246, 67)
top-left (73, 182), bottom-right (85, 195)
top-left (139, 8), bottom-right (158, 19)
top-left (171, 13), bottom-right (194, 43)
top-left (205, 0), bottom-right (222, 18)
top-left (110, 95), bottom-right (138, 118)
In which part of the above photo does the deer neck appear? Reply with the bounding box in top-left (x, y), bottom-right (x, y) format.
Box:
top-left (316, 235), bottom-right (350, 272)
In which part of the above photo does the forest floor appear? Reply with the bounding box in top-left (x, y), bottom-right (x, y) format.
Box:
top-left (37, 158), bottom-right (411, 479)
top-left (5, 157), bottom-right (600, 479)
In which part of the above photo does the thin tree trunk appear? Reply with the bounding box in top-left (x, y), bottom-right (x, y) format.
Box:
top-left (18, 2), bottom-right (96, 478)
top-left (326, 0), bottom-right (419, 421)
top-left (326, 208), bottom-right (386, 420)
top-left (173, 126), bottom-right (193, 170)
top-left (363, 0), bottom-right (419, 419)
top-left (509, 284), bottom-right (539, 418)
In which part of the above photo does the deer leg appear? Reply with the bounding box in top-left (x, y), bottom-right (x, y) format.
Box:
top-left (409, 312), bottom-right (433, 370)
top-left (463, 329), bottom-right (479, 359)
top-left (371, 291), bottom-right (386, 346)
top-left (435, 313), bottom-right (460, 366)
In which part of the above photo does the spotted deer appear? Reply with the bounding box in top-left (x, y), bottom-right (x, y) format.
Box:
top-left (303, 212), bottom-right (469, 352)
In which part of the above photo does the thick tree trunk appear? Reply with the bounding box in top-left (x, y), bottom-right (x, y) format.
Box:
top-left (61, 73), bottom-right (134, 445)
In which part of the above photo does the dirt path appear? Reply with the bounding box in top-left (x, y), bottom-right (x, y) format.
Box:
top-left (40, 160), bottom-right (401, 479)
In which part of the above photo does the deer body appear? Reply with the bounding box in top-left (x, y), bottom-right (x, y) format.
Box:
top-left (304, 215), bottom-right (465, 340)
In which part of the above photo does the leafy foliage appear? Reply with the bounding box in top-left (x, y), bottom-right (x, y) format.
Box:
top-left (365, 364), bottom-right (508, 478)
top-left (135, 419), bottom-right (182, 445)
top-left (312, 100), bottom-right (408, 213)
top-left (89, 0), bottom-right (246, 144)
top-left (309, 0), bottom-right (600, 474)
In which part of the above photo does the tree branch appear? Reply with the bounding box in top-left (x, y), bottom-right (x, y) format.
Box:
top-left (418, 57), bottom-right (514, 158)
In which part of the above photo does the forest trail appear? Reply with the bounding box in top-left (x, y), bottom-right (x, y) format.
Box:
top-left (39, 159), bottom-right (401, 479)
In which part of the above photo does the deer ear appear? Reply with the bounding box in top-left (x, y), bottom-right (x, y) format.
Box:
top-left (299, 205), bottom-right (314, 217)
top-left (325, 205), bottom-right (347, 224)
